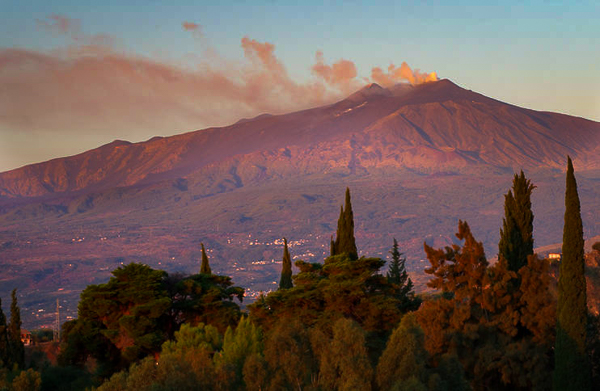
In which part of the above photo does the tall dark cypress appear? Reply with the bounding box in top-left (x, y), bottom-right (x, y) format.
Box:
top-left (279, 238), bottom-right (293, 290)
top-left (498, 170), bottom-right (535, 273)
top-left (332, 188), bottom-right (358, 260)
top-left (200, 243), bottom-right (212, 275)
top-left (0, 298), bottom-right (10, 367)
top-left (554, 156), bottom-right (591, 391)
top-left (8, 288), bottom-right (24, 369)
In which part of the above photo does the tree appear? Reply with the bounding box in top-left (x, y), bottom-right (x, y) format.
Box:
top-left (498, 170), bottom-right (535, 273)
top-left (592, 241), bottom-right (600, 253)
top-left (200, 243), bottom-right (212, 275)
top-left (263, 318), bottom-right (317, 390)
top-left (0, 298), bottom-right (9, 368)
top-left (387, 238), bottom-right (417, 311)
top-left (60, 263), bottom-right (172, 373)
top-left (331, 188), bottom-right (358, 260)
top-left (279, 238), bottom-right (293, 290)
top-left (97, 323), bottom-right (222, 391)
top-left (318, 318), bottom-right (372, 391)
top-left (11, 368), bottom-right (41, 391)
top-left (554, 156), bottom-right (591, 391)
top-left (214, 316), bottom-right (263, 390)
top-left (172, 273), bottom-right (244, 333)
top-left (417, 220), bottom-right (555, 390)
top-left (376, 313), bottom-right (428, 390)
top-left (9, 288), bottom-right (24, 369)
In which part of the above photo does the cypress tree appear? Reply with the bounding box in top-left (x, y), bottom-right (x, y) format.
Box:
top-left (8, 288), bottom-right (24, 369)
top-left (331, 188), bottom-right (358, 260)
top-left (554, 156), bottom-right (591, 391)
top-left (279, 238), bottom-right (293, 290)
top-left (0, 298), bottom-right (10, 367)
top-left (330, 235), bottom-right (335, 257)
top-left (200, 243), bottom-right (212, 275)
top-left (498, 170), bottom-right (535, 273)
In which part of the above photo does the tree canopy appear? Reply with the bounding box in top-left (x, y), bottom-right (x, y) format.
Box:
top-left (331, 187), bottom-right (358, 259)
top-left (498, 171), bottom-right (535, 273)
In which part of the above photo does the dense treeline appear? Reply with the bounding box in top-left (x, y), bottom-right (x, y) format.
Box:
top-left (2, 160), bottom-right (599, 390)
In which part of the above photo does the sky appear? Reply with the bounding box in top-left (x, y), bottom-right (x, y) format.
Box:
top-left (1, 0), bottom-right (599, 172)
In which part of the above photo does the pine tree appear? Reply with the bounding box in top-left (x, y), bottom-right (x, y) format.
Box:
top-left (0, 298), bottom-right (10, 368)
top-left (554, 156), bottom-right (591, 391)
top-left (200, 243), bottom-right (212, 275)
top-left (279, 238), bottom-right (293, 290)
top-left (8, 289), bottom-right (24, 369)
top-left (331, 188), bottom-right (358, 260)
top-left (387, 238), bottom-right (415, 310)
top-left (498, 170), bottom-right (535, 273)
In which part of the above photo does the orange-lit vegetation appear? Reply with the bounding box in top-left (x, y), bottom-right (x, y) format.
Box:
top-left (1, 166), bottom-right (600, 391)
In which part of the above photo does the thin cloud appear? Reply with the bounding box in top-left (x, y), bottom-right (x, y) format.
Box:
top-left (0, 15), bottom-right (438, 140)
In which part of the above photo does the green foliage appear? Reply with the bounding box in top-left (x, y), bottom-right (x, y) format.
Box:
top-left (171, 272), bottom-right (244, 333)
top-left (97, 323), bottom-right (224, 391)
top-left (160, 323), bottom-right (222, 355)
top-left (263, 318), bottom-right (318, 390)
top-left (9, 289), bottom-right (24, 370)
top-left (279, 238), bottom-right (293, 290)
top-left (387, 238), bottom-right (418, 311)
top-left (498, 171), bottom-right (535, 273)
top-left (317, 318), bottom-right (372, 391)
top-left (214, 316), bottom-right (263, 390)
top-left (250, 253), bottom-right (402, 337)
top-left (11, 369), bottom-right (41, 391)
top-left (60, 261), bottom-right (244, 382)
top-left (200, 243), bottom-right (212, 275)
top-left (242, 353), bottom-right (268, 391)
top-left (76, 263), bottom-right (171, 365)
top-left (554, 156), bottom-right (591, 391)
top-left (376, 313), bottom-right (427, 390)
top-left (331, 188), bottom-right (358, 259)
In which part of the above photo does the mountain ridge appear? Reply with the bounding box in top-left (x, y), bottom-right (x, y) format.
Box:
top-left (1, 79), bottom-right (599, 199)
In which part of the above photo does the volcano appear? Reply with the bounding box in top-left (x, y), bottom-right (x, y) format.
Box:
top-left (2, 79), bottom-right (599, 198)
top-left (1, 79), bottom-right (600, 328)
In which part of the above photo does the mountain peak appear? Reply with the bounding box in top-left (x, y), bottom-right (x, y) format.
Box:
top-left (400, 78), bottom-right (494, 105)
top-left (364, 82), bottom-right (384, 91)
top-left (345, 83), bottom-right (392, 103)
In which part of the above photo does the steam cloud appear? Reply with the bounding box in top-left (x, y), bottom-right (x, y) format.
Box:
top-left (311, 51), bottom-right (360, 95)
top-left (182, 21), bottom-right (200, 31)
top-left (371, 62), bottom-right (438, 87)
top-left (1, 15), bottom-right (439, 140)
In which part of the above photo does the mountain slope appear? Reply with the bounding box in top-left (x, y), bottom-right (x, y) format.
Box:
top-left (2, 79), bottom-right (599, 199)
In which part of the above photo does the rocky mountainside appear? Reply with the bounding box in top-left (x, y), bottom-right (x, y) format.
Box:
top-left (1, 79), bottom-right (600, 328)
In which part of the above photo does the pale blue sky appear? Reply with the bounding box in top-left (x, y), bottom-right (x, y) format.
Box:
top-left (1, 0), bottom-right (599, 171)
